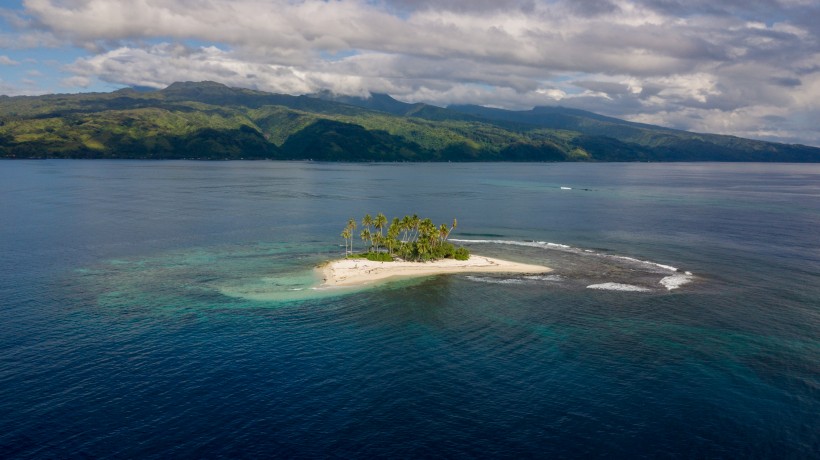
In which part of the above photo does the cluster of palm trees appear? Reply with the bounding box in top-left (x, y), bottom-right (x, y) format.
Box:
top-left (341, 213), bottom-right (468, 261)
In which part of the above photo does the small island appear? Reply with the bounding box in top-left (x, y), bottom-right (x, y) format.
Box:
top-left (318, 213), bottom-right (551, 288)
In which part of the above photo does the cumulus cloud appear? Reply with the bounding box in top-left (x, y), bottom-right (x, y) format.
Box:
top-left (0, 55), bottom-right (20, 65)
top-left (68, 44), bottom-right (316, 94)
top-left (11, 0), bottom-right (820, 145)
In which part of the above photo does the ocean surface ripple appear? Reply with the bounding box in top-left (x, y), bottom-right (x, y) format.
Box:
top-left (1, 161), bottom-right (818, 458)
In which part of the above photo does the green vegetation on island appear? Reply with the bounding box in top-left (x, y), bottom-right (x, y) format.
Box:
top-left (2, 81), bottom-right (819, 162)
top-left (342, 213), bottom-right (469, 262)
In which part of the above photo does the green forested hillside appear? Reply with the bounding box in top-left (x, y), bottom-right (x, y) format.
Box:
top-left (446, 104), bottom-right (820, 162)
top-left (1, 81), bottom-right (818, 161)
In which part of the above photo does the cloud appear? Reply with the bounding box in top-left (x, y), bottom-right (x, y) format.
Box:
top-left (572, 80), bottom-right (633, 97)
top-left (20, 0), bottom-right (764, 73)
top-left (68, 44), bottom-right (333, 95)
top-left (60, 75), bottom-right (91, 88)
top-left (0, 55), bottom-right (19, 65)
top-left (12, 0), bottom-right (820, 146)
top-left (385, 0), bottom-right (537, 14)
top-left (0, 5), bottom-right (62, 49)
top-left (0, 78), bottom-right (48, 96)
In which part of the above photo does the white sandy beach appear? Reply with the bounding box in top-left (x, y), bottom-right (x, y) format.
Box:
top-left (317, 255), bottom-right (551, 288)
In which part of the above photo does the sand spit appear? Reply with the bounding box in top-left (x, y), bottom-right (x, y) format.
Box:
top-left (318, 255), bottom-right (551, 288)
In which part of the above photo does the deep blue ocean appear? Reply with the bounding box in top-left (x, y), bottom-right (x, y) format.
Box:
top-left (1, 161), bottom-right (818, 458)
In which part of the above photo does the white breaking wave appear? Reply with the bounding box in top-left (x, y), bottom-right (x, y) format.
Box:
top-left (465, 276), bottom-right (525, 285)
top-left (466, 274), bottom-right (564, 285)
top-left (587, 283), bottom-right (652, 292)
top-left (523, 275), bottom-right (564, 282)
top-left (608, 254), bottom-right (678, 272)
top-left (659, 273), bottom-right (694, 290)
top-left (450, 239), bottom-right (571, 249)
top-left (450, 238), bottom-right (686, 273)
top-left (452, 238), bottom-right (696, 291)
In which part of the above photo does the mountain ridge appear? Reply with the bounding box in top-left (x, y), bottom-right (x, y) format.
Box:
top-left (1, 81), bottom-right (818, 162)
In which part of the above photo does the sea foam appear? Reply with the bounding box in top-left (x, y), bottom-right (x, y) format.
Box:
top-left (659, 273), bottom-right (694, 290)
top-left (587, 283), bottom-right (652, 292)
top-left (451, 238), bottom-right (692, 275)
top-left (465, 275), bottom-right (525, 285)
top-left (523, 274), bottom-right (564, 282)
top-left (466, 274), bottom-right (564, 285)
top-left (452, 238), bottom-right (696, 291)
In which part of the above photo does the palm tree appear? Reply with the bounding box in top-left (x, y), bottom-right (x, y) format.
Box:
top-left (346, 218), bottom-right (357, 253)
top-left (387, 218), bottom-right (400, 256)
top-left (361, 214), bottom-right (373, 251)
top-left (409, 214), bottom-right (420, 243)
top-left (415, 218), bottom-right (436, 257)
top-left (401, 215), bottom-right (412, 243)
top-left (343, 213), bottom-right (467, 262)
top-left (374, 213), bottom-right (387, 252)
top-left (360, 228), bottom-right (372, 252)
top-left (375, 213), bottom-right (387, 237)
top-left (341, 228), bottom-right (351, 256)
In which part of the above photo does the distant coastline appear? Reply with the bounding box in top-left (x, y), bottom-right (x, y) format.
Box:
top-left (3, 81), bottom-right (819, 162)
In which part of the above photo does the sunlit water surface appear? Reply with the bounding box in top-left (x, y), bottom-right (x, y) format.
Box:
top-left (1, 161), bottom-right (818, 457)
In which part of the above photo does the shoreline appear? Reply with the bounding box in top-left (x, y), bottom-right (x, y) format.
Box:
top-left (317, 255), bottom-right (552, 288)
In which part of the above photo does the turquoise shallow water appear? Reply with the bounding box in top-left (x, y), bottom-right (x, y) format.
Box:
top-left (1, 161), bottom-right (818, 457)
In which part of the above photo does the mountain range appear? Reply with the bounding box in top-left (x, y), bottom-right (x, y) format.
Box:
top-left (1, 81), bottom-right (818, 162)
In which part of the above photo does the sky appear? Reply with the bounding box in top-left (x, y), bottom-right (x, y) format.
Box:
top-left (1, 0), bottom-right (819, 147)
